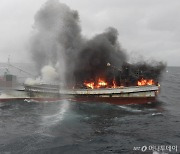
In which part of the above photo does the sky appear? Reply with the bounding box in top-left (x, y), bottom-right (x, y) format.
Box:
top-left (0, 0), bottom-right (179, 66)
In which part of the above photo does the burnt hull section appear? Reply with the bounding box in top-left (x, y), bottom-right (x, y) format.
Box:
top-left (72, 96), bottom-right (156, 105)
top-left (0, 96), bottom-right (155, 105)
top-left (22, 85), bottom-right (159, 105)
top-left (0, 85), bottom-right (159, 105)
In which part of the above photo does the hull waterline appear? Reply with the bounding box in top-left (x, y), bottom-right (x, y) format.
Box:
top-left (0, 85), bottom-right (159, 105)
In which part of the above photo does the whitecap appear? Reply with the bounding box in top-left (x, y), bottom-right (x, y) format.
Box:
top-left (118, 105), bottom-right (142, 113)
top-left (152, 112), bottom-right (162, 116)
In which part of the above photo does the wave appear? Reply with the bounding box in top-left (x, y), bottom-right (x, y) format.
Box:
top-left (24, 99), bottom-right (59, 103)
top-left (118, 105), bottom-right (143, 113)
top-left (151, 112), bottom-right (163, 116)
top-left (41, 100), bottom-right (70, 126)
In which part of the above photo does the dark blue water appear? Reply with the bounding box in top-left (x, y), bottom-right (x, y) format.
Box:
top-left (0, 67), bottom-right (180, 154)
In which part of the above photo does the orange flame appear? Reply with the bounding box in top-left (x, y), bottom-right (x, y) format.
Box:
top-left (84, 78), bottom-right (107, 89)
top-left (112, 79), bottom-right (117, 88)
top-left (137, 78), bottom-right (155, 86)
top-left (97, 78), bottom-right (107, 88)
top-left (84, 82), bottom-right (95, 89)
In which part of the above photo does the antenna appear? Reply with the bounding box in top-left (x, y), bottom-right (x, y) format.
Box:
top-left (8, 55), bottom-right (10, 65)
top-left (6, 55), bottom-right (10, 74)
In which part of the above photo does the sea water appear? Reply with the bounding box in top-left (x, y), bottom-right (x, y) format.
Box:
top-left (0, 67), bottom-right (180, 154)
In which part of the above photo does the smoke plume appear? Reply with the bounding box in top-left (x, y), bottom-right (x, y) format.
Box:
top-left (73, 27), bottom-right (127, 85)
top-left (30, 0), bottom-right (82, 84)
top-left (29, 0), bottom-right (165, 87)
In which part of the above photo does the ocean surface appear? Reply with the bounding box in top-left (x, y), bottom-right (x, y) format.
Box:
top-left (0, 67), bottom-right (180, 154)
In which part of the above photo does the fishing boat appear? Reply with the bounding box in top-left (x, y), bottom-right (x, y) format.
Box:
top-left (22, 82), bottom-right (160, 105)
top-left (0, 78), bottom-right (160, 105)
top-left (0, 60), bottom-right (161, 105)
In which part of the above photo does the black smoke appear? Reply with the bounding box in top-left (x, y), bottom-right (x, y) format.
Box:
top-left (73, 27), bottom-right (127, 86)
top-left (29, 0), bottom-right (166, 87)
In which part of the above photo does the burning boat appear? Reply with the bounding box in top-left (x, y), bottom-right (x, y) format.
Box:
top-left (24, 83), bottom-right (160, 105)
top-left (1, 1), bottom-right (165, 104)
top-left (23, 63), bottom-right (161, 105)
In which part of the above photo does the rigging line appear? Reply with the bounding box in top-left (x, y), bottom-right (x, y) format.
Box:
top-left (8, 63), bottom-right (36, 78)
